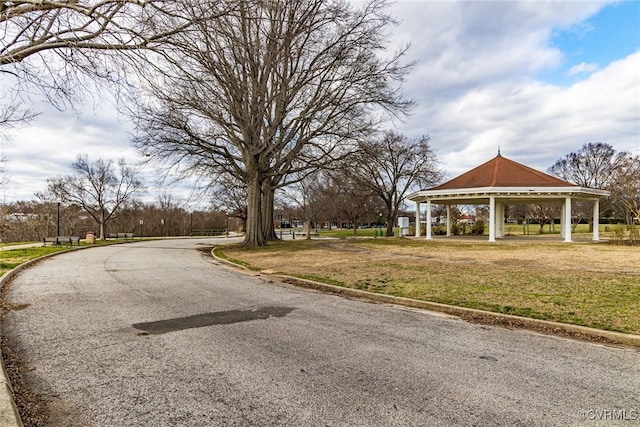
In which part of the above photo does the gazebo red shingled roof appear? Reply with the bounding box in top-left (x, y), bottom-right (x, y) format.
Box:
top-left (430, 154), bottom-right (576, 190)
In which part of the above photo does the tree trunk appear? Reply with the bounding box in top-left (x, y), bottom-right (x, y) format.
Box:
top-left (99, 210), bottom-right (106, 240)
top-left (243, 170), bottom-right (266, 247)
top-left (262, 182), bottom-right (279, 241)
top-left (387, 222), bottom-right (393, 237)
top-left (386, 204), bottom-right (395, 237)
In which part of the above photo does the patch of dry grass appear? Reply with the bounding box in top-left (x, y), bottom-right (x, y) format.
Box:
top-left (221, 238), bottom-right (640, 334)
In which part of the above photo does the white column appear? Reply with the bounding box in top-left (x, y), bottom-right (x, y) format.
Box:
top-left (560, 202), bottom-right (566, 238)
top-left (564, 196), bottom-right (572, 243)
top-left (446, 205), bottom-right (451, 236)
top-left (593, 199), bottom-right (600, 241)
top-left (489, 196), bottom-right (496, 242)
top-left (495, 200), bottom-right (504, 238)
top-left (415, 202), bottom-right (421, 237)
top-left (426, 200), bottom-right (432, 240)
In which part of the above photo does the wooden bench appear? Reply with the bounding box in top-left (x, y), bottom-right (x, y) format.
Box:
top-left (108, 232), bottom-right (134, 240)
top-left (43, 236), bottom-right (81, 246)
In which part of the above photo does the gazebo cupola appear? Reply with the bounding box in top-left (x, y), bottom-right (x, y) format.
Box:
top-left (407, 154), bottom-right (610, 242)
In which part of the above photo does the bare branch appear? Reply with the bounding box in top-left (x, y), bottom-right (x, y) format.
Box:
top-left (1, 1), bottom-right (219, 125)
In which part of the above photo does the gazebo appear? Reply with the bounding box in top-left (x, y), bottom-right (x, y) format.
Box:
top-left (407, 153), bottom-right (610, 242)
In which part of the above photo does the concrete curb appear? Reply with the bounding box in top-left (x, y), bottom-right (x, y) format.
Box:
top-left (212, 248), bottom-right (640, 349)
top-left (1, 365), bottom-right (23, 427)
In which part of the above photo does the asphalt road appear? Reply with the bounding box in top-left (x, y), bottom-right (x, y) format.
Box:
top-left (3, 238), bottom-right (639, 426)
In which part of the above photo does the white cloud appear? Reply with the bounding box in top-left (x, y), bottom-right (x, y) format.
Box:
top-left (391, 1), bottom-right (605, 94)
top-left (403, 51), bottom-right (640, 179)
top-left (2, 97), bottom-right (147, 201)
top-left (567, 62), bottom-right (599, 76)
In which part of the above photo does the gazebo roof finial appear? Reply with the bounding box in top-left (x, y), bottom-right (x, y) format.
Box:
top-left (497, 146), bottom-right (502, 157)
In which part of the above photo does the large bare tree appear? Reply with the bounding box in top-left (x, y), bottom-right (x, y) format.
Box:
top-left (46, 154), bottom-right (145, 240)
top-left (348, 131), bottom-right (440, 236)
top-left (131, 0), bottom-right (413, 246)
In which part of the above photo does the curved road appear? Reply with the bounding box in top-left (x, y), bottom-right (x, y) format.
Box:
top-left (3, 238), bottom-right (639, 426)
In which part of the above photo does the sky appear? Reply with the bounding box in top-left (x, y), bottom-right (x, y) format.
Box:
top-left (2, 0), bottom-right (639, 206)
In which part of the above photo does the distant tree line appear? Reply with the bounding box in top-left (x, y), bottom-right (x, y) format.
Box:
top-left (0, 127), bottom-right (442, 243)
top-left (0, 198), bottom-right (234, 243)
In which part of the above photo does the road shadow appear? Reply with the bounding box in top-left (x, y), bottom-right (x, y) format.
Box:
top-left (132, 306), bottom-right (296, 335)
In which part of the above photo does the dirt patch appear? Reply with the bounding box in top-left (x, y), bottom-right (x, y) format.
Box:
top-left (1, 338), bottom-right (49, 427)
top-left (194, 245), bottom-right (215, 255)
top-left (317, 240), bottom-right (372, 253)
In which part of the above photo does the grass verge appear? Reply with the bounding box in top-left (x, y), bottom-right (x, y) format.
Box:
top-left (219, 238), bottom-right (640, 335)
top-left (212, 246), bottom-right (259, 270)
top-left (0, 246), bottom-right (70, 276)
